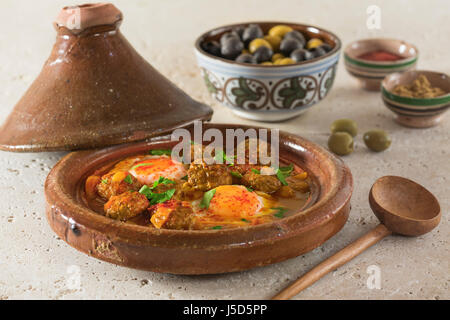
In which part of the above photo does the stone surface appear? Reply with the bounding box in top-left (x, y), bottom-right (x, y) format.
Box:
top-left (0, 0), bottom-right (448, 300)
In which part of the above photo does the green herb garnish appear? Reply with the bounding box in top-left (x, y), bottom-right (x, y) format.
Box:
top-left (149, 149), bottom-right (172, 156)
top-left (138, 176), bottom-right (176, 205)
top-left (230, 171), bottom-right (243, 178)
top-left (211, 226), bottom-right (222, 230)
top-left (278, 164), bottom-right (294, 175)
top-left (101, 179), bottom-right (108, 184)
top-left (276, 168), bottom-right (289, 186)
top-left (181, 175), bottom-right (188, 180)
top-left (214, 149), bottom-right (234, 166)
top-left (251, 168), bottom-right (260, 174)
top-left (200, 188), bottom-right (216, 209)
top-left (151, 176), bottom-right (175, 189)
top-left (245, 186), bottom-right (254, 192)
top-left (124, 174), bottom-right (133, 184)
top-left (131, 162), bottom-right (153, 170)
top-left (272, 207), bottom-right (288, 218)
top-left (241, 218), bottom-right (249, 222)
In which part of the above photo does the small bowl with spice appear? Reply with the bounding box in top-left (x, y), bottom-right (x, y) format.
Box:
top-left (344, 38), bottom-right (418, 91)
top-left (381, 70), bottom-right (450, 128)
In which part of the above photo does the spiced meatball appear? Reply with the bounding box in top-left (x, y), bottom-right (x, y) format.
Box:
top-left (97, 171), bottom-right (142, 200)
top-left (242, 171), bottom-right (281, 194)
top-left (104, 191), bottom-right (149, 221)
top-left (149, 200), bottom-right (194, 230)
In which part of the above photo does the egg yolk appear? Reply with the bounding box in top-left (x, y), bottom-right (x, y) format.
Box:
top-left (129, 156), bottom-right (187, 185)
top-left (207, 185), bottom-right (262, 218)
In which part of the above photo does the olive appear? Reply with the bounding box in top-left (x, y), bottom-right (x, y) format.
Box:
top-left (253, 46), bottom-right (273, 63)
top-left (320, 43), bottom-right (332, 52)
top-left (221, 37), bottom-right (244, 60)
top-left (249, 38), bottom-right (272, 53)
top-left (232, 26), bottom-right (245, 39)
top-left (363, 130), bottom-right (391, 152)
top-left (268, 25), bottom-right (293, 38)
top-left (274, 57), bottom-right (295, 65)
top-left (330, 119), bottom-right (358, 137)
top-left (280, 38), bottom-right (304, 56)
top-left (242, 24), bottom-right (264, 46)
top-left (306, 38), bottom-right (323, 49)
top-left (263, 35), bottom-right (282, 51)
top-left (290, 48), bottom-right (313, 62)
top-left (271, 53), bottom-right (285, 62)
top-left (328, 132), bottom-right (354, 156)
top-left (284, 30), bottom-right (306, 46)
top-left (220, 31), bottom-right (240, 46)
top-left (235, 53), bottom-right (256, 64)
top-left (202, 40), bottom-right (221, 57)
top-left (260, 61), bottom-right (273, 65)
top-left (309, 46), bottom-right (327, 58)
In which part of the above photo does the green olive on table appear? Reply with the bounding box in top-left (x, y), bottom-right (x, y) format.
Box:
top-left (330, 119), bottom-right (358, 137)
top-left (328, 132), bottom-right (354, 156)
top-left (363, 130), bottom-right (391, 152)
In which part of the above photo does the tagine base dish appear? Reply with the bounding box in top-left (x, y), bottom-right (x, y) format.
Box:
top-left (45, 124), bottom-right (352, 274)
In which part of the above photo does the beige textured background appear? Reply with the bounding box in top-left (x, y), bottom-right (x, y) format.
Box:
top-left (0, 0), bottom-right (448, 299)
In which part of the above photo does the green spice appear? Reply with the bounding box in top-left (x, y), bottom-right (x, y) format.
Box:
top-left (124, 174), bottom-right (133, 184)
top-left (278, 164), bottom-right (294, 175)
top-left (211, 226), bottom-right (222, 230)
top-left (241, 218), bottom-right (249, 222)
top-left (230, 171), bottom-right (243, 178)
top-left (138, 176), bottom-right (176, 205)
top-left (149, 149), bottom-right (172, 156)
top-left (181, 175), bottom-right (188, 180)
top-left (215, 149), bottom-right (234, 166)
top-left (101, 179), bottom-right (108, 184)
top-left (276, 168), bottom-right (289, 186)
top-left (245, 186), bottom-right (254, 192)
top-left (200, 188), bottom-right (216, 209)
top-left (151, 176), bottom-right (175, 189)
top-left (251, 168), bottom-right (260, 174)
top-left (272, 207), bottom-right (288, 218)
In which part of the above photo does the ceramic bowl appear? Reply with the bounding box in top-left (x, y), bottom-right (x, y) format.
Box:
top-left (45, 123), bottom-right (353, 274)
top-left (381, 70), bottom-right (450, 128)
top-left (194, 22), bottom-right (341, 122)
top-left (344, 38), bottom-right (418, 91)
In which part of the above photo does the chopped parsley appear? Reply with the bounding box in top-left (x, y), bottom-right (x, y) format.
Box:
top-left (200, 188), bottom-right (216, 209)
top-left (241, 218), bottom-right (249, 222)
top-left (245, 186), bottom-right (254, 192)
top-left (101, 179), bottom-right (108, 184)
top-left (278, 164), bottom-right (294, 175)
top-left (214, 149), bottom-right (234, 166)
top-left (251, 168), bottom-right (260, 174)
top-left (230, 171), bottom-right (243, 178)
top-left (272, 207), bottom-right (288, 218)
top-left (181, 175), bottom-right (188, 181)
top-left (138, 176), bottom-right (176, 205)
top-left (276, 164), bottom-right (293, 186)
top-left (211, 225), bottom-right (222, 230)
top-left (124, 174), bottom-right (133, 184)
top-left (149, 149), bottom-right (172, 156)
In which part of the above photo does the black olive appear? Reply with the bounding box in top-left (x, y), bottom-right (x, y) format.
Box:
top-left (202, 40), bottom-right (221, 56)
top-left (220, 31), bottom-right (240, 46)
top-left (253, 46), bottom-right (273, 63)
top-left (319, 43), bottom-right (333, 52)
top-left (70, 223), bottom-right (81, 236)
top-left (280, 38), bottom-right (304, 56)
top-left (235, 53), bottom-right (257, 64)
top-left (242, 24), bottom-right (264, 46)
top-left (284, 30), bottom-right (306, 46)
top-left (221, 37), bottom-right (244, 60)
top-left (290, 48), bottom-right (313, 62)
top-left (232, 26), bottom-right (245, 39)
top-left (309, 46), bottom-right (327, 58)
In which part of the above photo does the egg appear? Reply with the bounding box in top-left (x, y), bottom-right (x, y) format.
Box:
top-left (128, 155), bottom-right (187, 185)
top-left (193, 185), bottom-right (279, 227)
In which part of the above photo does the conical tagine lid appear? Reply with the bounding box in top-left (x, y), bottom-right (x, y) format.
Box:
top-left (0, 3), bottom-right (212, 152)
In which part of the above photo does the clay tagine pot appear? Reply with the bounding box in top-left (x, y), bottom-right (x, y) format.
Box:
top-left (45, 123), bottom-right (353, 274)
top-left (0, 3), bottom-right (212, 152)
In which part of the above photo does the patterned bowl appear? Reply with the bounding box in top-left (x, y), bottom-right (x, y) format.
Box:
top-left (194, 22), bottom-right (341, 122)
top-left (344, 38), bottom-right (418, 91)
top-left (381, 70), bottom-right (450, 128)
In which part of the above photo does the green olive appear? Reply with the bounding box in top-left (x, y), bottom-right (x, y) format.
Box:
top-left (328, 132), bottom-right (354, 156)
top-left (330, 119), bottom-right (358, 137)
top-left (363, 130), bottom-right (391, 152)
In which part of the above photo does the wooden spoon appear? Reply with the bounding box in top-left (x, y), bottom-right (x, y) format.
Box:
top-left (272, 176), bottom-right (441, 300)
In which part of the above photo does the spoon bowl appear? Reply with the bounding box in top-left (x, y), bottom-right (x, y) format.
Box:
top-left (369, 176), bottom-right (441, 236)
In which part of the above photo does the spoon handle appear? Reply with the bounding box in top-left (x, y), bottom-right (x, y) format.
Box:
top-left (272, 224), bottom-right (392, 300)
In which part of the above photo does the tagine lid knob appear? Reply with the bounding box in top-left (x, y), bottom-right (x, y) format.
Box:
top-left (54, 3), bottom-right (123, 34)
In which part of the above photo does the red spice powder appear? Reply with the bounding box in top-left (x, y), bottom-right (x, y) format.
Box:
top-left (358, 50), bottom-right (403, 62)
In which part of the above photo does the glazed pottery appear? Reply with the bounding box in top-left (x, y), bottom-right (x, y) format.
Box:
top-left (0, 3), bottom-right (212, 152)
top-left (344, 38), bottom-right (418, 91)
top-left (382, 70), bottom-right (450, 128)
top-left (195, 22), bottom-right (341, 122)
top-left (45, 123), bottom-right (353, 274)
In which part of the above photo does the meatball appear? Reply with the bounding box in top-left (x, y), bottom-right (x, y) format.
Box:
top-left (286, 176), bottom-right (310, 192)
top-left (97, 171), bottom-right (142, 200)
top-left (152, 179), bottom-right (203, 202)
top-left (242, 171), bottom-right (281, 194)
top-left (149, 200), bottom-right (194, 230)
top-left (104, 191), bottom-right (149, 221)
top-left (185, 163), bottom-right (232, 191)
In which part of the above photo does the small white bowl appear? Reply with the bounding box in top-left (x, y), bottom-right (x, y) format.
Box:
top-left (195, 22), bottom-right (341, 122)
